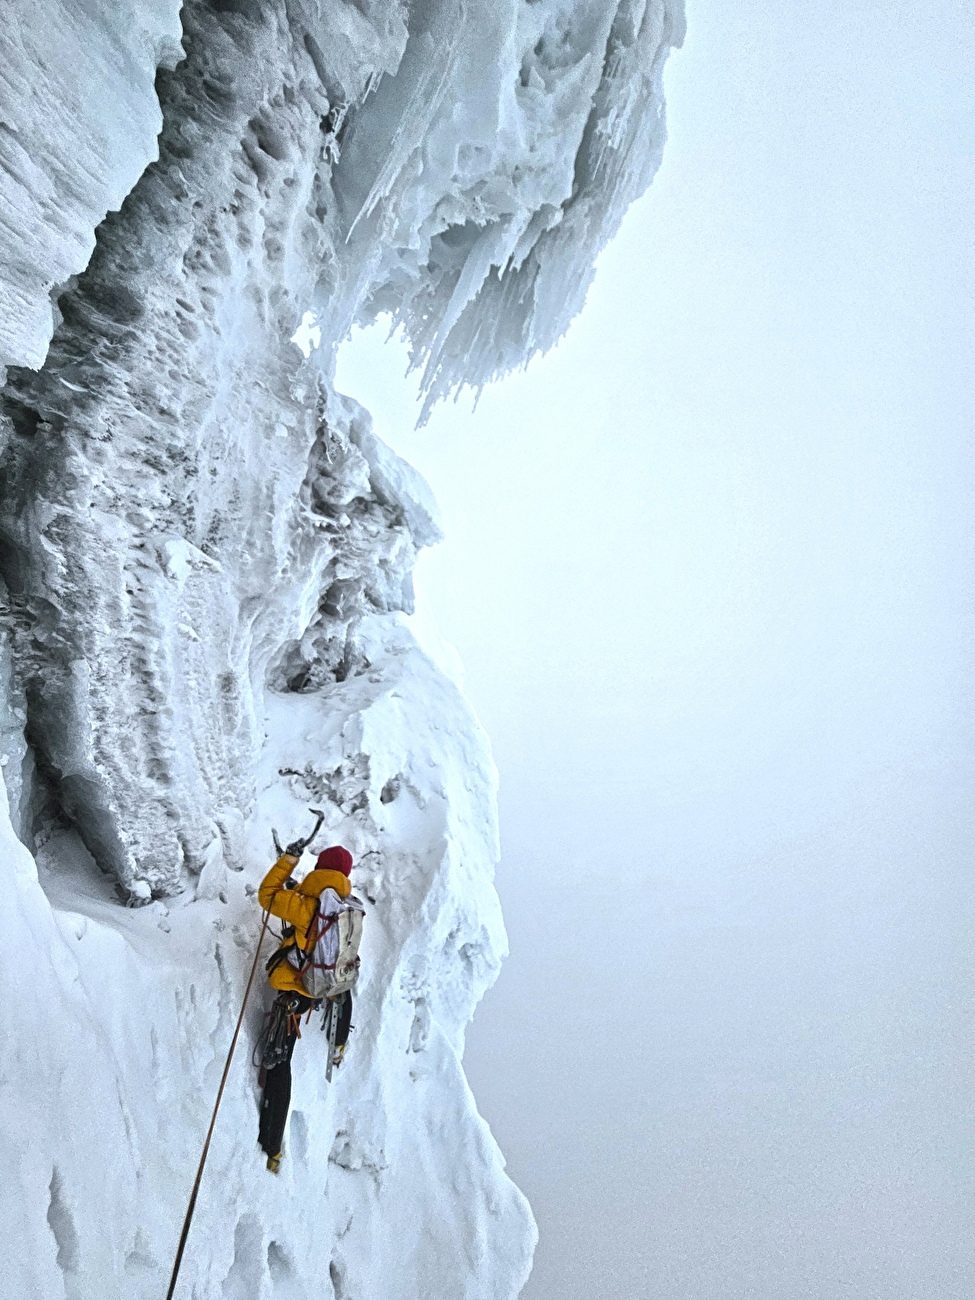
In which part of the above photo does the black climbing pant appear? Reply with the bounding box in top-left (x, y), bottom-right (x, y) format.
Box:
top-left (257, 990), bottom-right (352, 1156)
top-left (258, 1059), bottom-right (294, 1159)
top-left (332, 990), bottom-right (352, 1048)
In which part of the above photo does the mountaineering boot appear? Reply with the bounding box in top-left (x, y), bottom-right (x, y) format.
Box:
top-left (266, 1151), bottom-right (282, 1174)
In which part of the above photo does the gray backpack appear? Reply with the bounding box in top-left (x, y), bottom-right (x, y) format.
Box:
top-left (293, 887), bottom-right (365, 999)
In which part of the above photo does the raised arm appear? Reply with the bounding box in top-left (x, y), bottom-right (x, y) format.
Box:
top-left (258, 853), bottom-right (303, 923)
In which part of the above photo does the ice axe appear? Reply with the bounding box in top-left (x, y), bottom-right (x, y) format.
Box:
top-left (271, 807), bottom-right (325, 859)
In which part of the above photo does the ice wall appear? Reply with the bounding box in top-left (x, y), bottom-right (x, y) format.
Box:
top-left (0, 1), bottom-right (683, 1296)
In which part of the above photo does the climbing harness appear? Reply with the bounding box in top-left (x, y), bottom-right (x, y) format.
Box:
top-left (253, 993), bottom-right (318, 1076)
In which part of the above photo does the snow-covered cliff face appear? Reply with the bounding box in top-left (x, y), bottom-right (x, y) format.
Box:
top-left (0, 2), bottom-right (683, 1296)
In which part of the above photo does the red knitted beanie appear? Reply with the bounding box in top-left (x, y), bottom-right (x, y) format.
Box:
top-left (316, 845), bottom-right (353, 877)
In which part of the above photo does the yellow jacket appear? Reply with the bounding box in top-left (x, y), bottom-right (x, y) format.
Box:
top-left (258, 853), bottom-right (352, 994)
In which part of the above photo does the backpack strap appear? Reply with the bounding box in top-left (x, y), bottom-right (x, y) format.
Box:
top-left (264, 941), bottom-right (297, 975)
top-left (291, 896), bottom-right (337, 975)
top-left (303, 898), bottom-right (340, 953)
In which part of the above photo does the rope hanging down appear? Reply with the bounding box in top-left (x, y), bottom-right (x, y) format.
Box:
top-left (165, 909), bottom-right (271, 1300)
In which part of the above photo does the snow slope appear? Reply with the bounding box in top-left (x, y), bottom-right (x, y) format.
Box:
top-left (0, 2), bottom-right (683, 1295)
top-left (2, 613), bottom-right (525, 1299)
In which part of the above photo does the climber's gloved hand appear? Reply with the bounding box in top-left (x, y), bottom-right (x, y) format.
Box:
top-left (285, 840), bottom-right (305, 857)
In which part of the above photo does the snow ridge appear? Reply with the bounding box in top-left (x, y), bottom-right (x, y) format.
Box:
top-left (0, 2), bottom-right (682, 1296)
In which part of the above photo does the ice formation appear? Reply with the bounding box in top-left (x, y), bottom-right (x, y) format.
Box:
top-left (0, 2), bottom-right (683, 1296)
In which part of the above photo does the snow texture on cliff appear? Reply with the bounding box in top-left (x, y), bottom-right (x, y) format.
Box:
top-left (0, 1), bottom-right (683, 1296)
top-left (0, 0), bottom-right (184, 379)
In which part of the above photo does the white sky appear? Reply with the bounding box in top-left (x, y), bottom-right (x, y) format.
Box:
top-left (336, 2), bottom-right (975, 1296)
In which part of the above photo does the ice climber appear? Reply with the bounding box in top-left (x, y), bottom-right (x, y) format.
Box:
top-left (256, 843), bottom-right (361, 1173)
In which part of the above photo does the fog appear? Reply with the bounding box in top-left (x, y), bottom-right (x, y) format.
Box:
top-left (336, 2), bottom-right (975, 1296)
